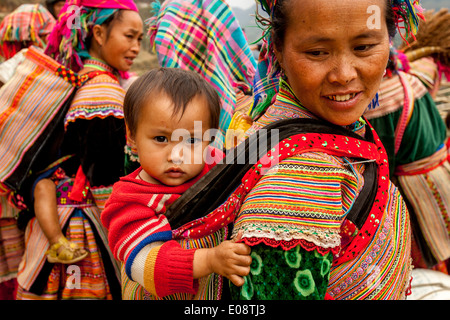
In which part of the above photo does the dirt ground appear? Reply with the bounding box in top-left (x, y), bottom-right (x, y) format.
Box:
top-left (130, 49), bottom-right (159, 76)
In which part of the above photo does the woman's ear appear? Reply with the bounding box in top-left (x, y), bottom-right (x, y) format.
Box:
top-left (273, 44), bottom-right (283, 70)
top-left (92, 24), bottom-right (106, 47)
top-left (271, 29), bottom-right (284, 71)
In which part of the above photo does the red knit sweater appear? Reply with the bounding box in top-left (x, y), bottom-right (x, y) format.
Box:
top-left (101, 164), bottom-right (212, 298)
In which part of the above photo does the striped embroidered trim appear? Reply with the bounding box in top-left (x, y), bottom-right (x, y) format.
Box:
top-left (143, 245), bottom-right (161, 297)
top-left (243, 237), bottom-right (340, 256)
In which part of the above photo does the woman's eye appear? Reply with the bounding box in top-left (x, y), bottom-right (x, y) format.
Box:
top-left (154, 136), bottom-right (168, 143)
top-left (306, 50), bottom-right (327, 57)
top-left (355, 44), bottom-right (375, 51)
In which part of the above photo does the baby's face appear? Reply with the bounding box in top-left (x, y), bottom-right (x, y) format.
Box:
top-left (133, 93), bottom-right (213, 186)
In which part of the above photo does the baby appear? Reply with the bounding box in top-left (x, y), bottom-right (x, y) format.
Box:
top-left (101, 67), bottom-right (251, 299)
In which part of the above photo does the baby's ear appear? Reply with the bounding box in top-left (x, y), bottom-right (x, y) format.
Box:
top-left (125, 125), bottom-right (136, 148)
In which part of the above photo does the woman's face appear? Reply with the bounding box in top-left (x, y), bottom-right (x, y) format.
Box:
top-left (95, 10), bottom-right (143, 72)
top-left (274, 0), bottom-right (390, 126)
top-left (53, 1), bottom-right (65, 18)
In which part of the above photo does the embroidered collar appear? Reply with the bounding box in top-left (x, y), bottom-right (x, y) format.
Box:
top-left (83, 57), bottom-right (116, 75)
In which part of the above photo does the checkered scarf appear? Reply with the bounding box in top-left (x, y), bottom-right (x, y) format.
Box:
top-left (0, 4), bottom-right (56, 59)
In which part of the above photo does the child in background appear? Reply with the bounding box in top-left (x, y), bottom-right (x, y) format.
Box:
top-left (101, 67), bottom-right (251, 299)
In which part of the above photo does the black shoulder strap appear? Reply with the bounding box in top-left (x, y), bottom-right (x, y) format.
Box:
top-left (165, 118), bottom-right (378, 230)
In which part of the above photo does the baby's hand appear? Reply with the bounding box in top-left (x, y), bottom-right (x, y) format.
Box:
top-left (208, 230), bottom-right (251, 287)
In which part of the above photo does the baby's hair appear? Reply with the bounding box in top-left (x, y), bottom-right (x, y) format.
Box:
top-left (124, 67), bottom-right (221, 139)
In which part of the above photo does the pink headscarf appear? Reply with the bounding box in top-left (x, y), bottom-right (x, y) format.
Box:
top-left (66, 0), bottom-right (138, 12)
top-left (66, 0), bottom-right (138, 11)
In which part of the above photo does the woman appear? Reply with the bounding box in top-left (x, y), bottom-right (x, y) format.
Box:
top-left (364, 9), bottom-right (450, 274)
top-left (45, 0), bottom-right (66, 19)
top-left (226, 0), bottom-right (420, 300)
top-left (15, 0), bottom-right (143, 300)
top-left (0, 2), bottom-right (56, 300)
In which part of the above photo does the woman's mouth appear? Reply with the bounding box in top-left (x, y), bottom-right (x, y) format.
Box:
top-left (124, 57), bottom-right (135, 66)
top-left (325, 93), bottom-right (358, 102)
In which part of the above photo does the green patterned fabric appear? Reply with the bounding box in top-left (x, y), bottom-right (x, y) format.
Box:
top-left (368, 92), bottom-right (447, 176)
top-left (230, 244), bottom-right (332, 300)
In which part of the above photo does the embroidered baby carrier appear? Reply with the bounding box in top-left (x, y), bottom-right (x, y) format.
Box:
top-left (0, 46), bottom-right (111, 194)
top-left (166, 117), bottom-right (411, 299)
top-left (167, 118), bottom-right (379, 241)
top-left (167, 117), bottom-right (384, 262)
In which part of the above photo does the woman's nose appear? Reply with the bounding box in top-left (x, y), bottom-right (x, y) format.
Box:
top-left (327, 56), bottom-right (358, 86)
top-left (131, 39), bottom-right (140, 54)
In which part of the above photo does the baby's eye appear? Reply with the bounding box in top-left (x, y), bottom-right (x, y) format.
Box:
top-left (185, 137), bottom-right (201, 145)
top-left (154, 136), bottom-right (168, 143)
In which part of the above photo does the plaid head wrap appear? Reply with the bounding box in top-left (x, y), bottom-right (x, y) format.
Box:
top-left (44, 0), bottom-right (138, 72)
top-left (249, 0), bottom-right (425, 120)
top-left (0, 4), bottom-right (56, 59)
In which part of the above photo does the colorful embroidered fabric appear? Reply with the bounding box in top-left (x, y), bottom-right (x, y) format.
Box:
top-left (327, 181), bottom-right (412, 299)
top-left (13, 52), bottom-right (126, 300)
top-left (55, 178), bottom-right (95, 206)
top-left (225, 79), bottom-right (412, 299)
top-left (0, 4), bottom-right (56, 59)
top-left (63, 59), bottom-right (124, 129)
top-left (174, 80), bottom-right (386, 262)
top-left (16, 207), bottom-right (118, 300)
top-left (397, 147), bottom-right (450, 263)
top-left (0, 218), bottom-right (24, 285)
top-left (146, 0), bottom-right (256, 149)
top-left (0, 46), bottom-right (80, 185)
top-left (365, 53), bottom-right (449, 265)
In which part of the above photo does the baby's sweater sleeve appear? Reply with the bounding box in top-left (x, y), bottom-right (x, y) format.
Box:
top-left (130, 241), bottom-right (198, 298)
top-left (101, 184), bottom-right (198, 298)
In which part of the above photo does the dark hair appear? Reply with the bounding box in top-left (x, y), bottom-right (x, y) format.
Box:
top-left (84, 10), bottom-right (124, 54)
top-left (102, 9), bottom-right (124, 39)
top-left (124, 67), bottom-right (221, 138)
top-left (271, 0), bottom-right (397, 52)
